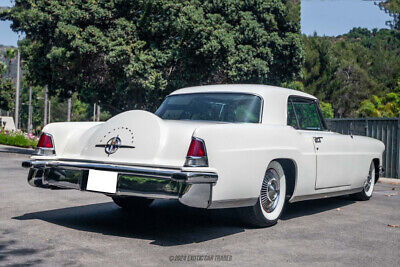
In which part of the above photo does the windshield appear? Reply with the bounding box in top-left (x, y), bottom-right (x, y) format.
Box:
top-left (155, 93), bottom-right (262, 123)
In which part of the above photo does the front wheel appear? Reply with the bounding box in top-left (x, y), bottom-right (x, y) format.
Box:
top-left (350, 161), bottom-right (375, 201)
top-left (238, 161), bottom-right (287, 227)
top-left (112, 196), bottom-right (154, 210)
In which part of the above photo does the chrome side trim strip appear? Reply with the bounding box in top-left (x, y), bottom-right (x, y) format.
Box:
top-left (208, 197), bottom-right (258, 209)
top-left (289, 187), bottom-right (363, 203)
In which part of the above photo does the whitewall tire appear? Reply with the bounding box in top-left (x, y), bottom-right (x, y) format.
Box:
top-left (351, 161), bottom-right (375, 201)
top-left (239, 161), bottom-right (287, 227)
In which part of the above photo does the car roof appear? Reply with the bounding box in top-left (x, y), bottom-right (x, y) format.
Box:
top-left (169, 84), bottom-right (317, 100)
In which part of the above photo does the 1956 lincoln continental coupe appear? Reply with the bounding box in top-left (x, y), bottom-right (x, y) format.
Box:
top-left (22, 84), bottom-right (385, 227)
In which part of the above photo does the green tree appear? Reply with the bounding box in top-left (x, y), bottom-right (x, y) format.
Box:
top-left (1, 0), bottom-right (303, 115)
top-left (300, 28), bottom-right (400, 117)
top-left (281, 80), bottom-right (305, 91)
top-left (383, 0), bottom-right (400, 14)
top-left (357, 93), bottom-right (400, 118)
top-left (0, 61), bottom-right (14, 112)
top-left (319, 101), bottom-right (333, 119)
top-left (0, 79), bottom-right (14, 111)
top-left (0, 61), bottom-right (6, 76)
top-left (3, 47), bottom-right (16, 78)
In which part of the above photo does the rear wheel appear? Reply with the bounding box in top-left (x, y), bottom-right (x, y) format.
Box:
top-left (112, 196), bottom-right (153, 210)
top-left (351, 162), bottom-right (375, 201)
top-left (238, 161), bottom-right (287, 227)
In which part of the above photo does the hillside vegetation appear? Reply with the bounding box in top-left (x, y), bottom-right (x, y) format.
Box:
top-left (384, 0), bottom-right (400, 14)
top-left (296, 28), bottom-right (400, 118)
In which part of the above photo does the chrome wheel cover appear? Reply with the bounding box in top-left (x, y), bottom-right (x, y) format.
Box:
top-left (260, 169), bottom-right (280, 213)
top-left (364, 168), bottom-right (373, 192)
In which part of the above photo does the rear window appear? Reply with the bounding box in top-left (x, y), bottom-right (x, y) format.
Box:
top-left (155, 93), bottom-right (262, 123)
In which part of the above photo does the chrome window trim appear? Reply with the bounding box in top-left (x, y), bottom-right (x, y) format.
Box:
top-left (157, 91), bottom-right (264, 124)
top-left (287, 95), bottom-right (327, 131)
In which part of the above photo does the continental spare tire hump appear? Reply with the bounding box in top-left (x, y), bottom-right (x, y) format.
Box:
top-left (81, 110), bottom-right (162, 161)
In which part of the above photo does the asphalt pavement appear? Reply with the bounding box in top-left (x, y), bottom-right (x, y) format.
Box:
top-left (0, 152), bottom-right (399, 266)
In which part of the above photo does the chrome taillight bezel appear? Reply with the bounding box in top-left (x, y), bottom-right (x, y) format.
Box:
top-left (34, 133), bottom-right (56, 156)
top-left (184, 137), bottom-right (208, 167)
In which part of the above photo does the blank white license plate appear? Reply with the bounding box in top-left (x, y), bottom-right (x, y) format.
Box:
top-left (86, 170), bottom-right (118, 193)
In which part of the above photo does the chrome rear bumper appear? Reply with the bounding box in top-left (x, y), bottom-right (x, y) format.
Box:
top-left (22, 160), bottom-right (218, 209)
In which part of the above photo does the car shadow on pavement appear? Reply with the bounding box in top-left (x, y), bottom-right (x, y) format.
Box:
top-left (12, 197), bottom-right (356, 246)
top-left (13, 200), bottom-right (245, 247)
top-left (281, 196), bottom-right (356, 220)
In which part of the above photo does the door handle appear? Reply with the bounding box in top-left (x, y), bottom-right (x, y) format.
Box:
top-left (313, 137), bottom-right (323, 143)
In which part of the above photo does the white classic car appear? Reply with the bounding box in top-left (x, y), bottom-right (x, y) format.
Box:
top-left (23, 84), bottom-right (384, 227)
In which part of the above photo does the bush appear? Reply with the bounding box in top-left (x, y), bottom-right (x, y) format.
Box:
top-left (0, 129), bottom-right (38, 148)
top-left (319, 101), bottom-right (334, 119)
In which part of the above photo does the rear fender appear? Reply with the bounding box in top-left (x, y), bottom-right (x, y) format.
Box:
top-left (37, 122), bottom-right (103, 157)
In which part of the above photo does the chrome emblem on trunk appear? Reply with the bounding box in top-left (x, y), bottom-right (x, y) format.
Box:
top-left (95, 135), bottom-right (135, 156)
top-left (105, 136), bottom-right (121, 155)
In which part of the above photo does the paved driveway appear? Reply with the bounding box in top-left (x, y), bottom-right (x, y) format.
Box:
top-left (0, 152), bottom-right (399, 266)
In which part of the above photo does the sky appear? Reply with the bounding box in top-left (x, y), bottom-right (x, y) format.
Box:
top-left (0, 0), bottom-right (17, 46)
top-left (0, 0), bottom-right (395, 47)
top-left (301, 0), bottom-right (393, 36)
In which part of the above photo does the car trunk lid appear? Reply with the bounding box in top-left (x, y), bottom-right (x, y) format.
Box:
top-left (62, 110), bottom-right (220, 167)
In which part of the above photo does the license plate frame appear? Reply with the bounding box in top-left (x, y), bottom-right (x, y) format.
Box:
top-left (86, 169), bottom-right (118, 193)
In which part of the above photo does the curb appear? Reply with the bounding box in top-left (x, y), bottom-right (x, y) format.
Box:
top-left (378, 177), bottom-right (400, 186)
top-left (0, 144), bottom-right (34, 155)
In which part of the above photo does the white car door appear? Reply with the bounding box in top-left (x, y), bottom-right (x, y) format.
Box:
top-left (312, 131), bottom-right (354, 189)
top-left (288, 97), bottom-right (353, 189)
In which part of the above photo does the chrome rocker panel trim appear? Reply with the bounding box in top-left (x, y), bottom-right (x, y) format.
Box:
top-left (289, 187), bottom-right (364, 203)
top-left (23, 160), bottom-right (218, 209)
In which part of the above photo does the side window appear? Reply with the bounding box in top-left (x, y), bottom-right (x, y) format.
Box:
top-left (287, 102), bottom-right (298, 128)
top-left (287, 97), bottom-right (324, 130)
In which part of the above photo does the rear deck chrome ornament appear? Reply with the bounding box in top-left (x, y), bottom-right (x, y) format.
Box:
top-left (95, 136), bottom-right (135, 155)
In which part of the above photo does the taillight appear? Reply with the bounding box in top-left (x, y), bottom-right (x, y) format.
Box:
top-left (35, 133), bottom-right (55, 156)
top-left (187, 138), bottom-right (206, 157)
top-left (185, 137), bottom-right (208, 167)
top-left (37, 133), bottom-right (54, 148)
